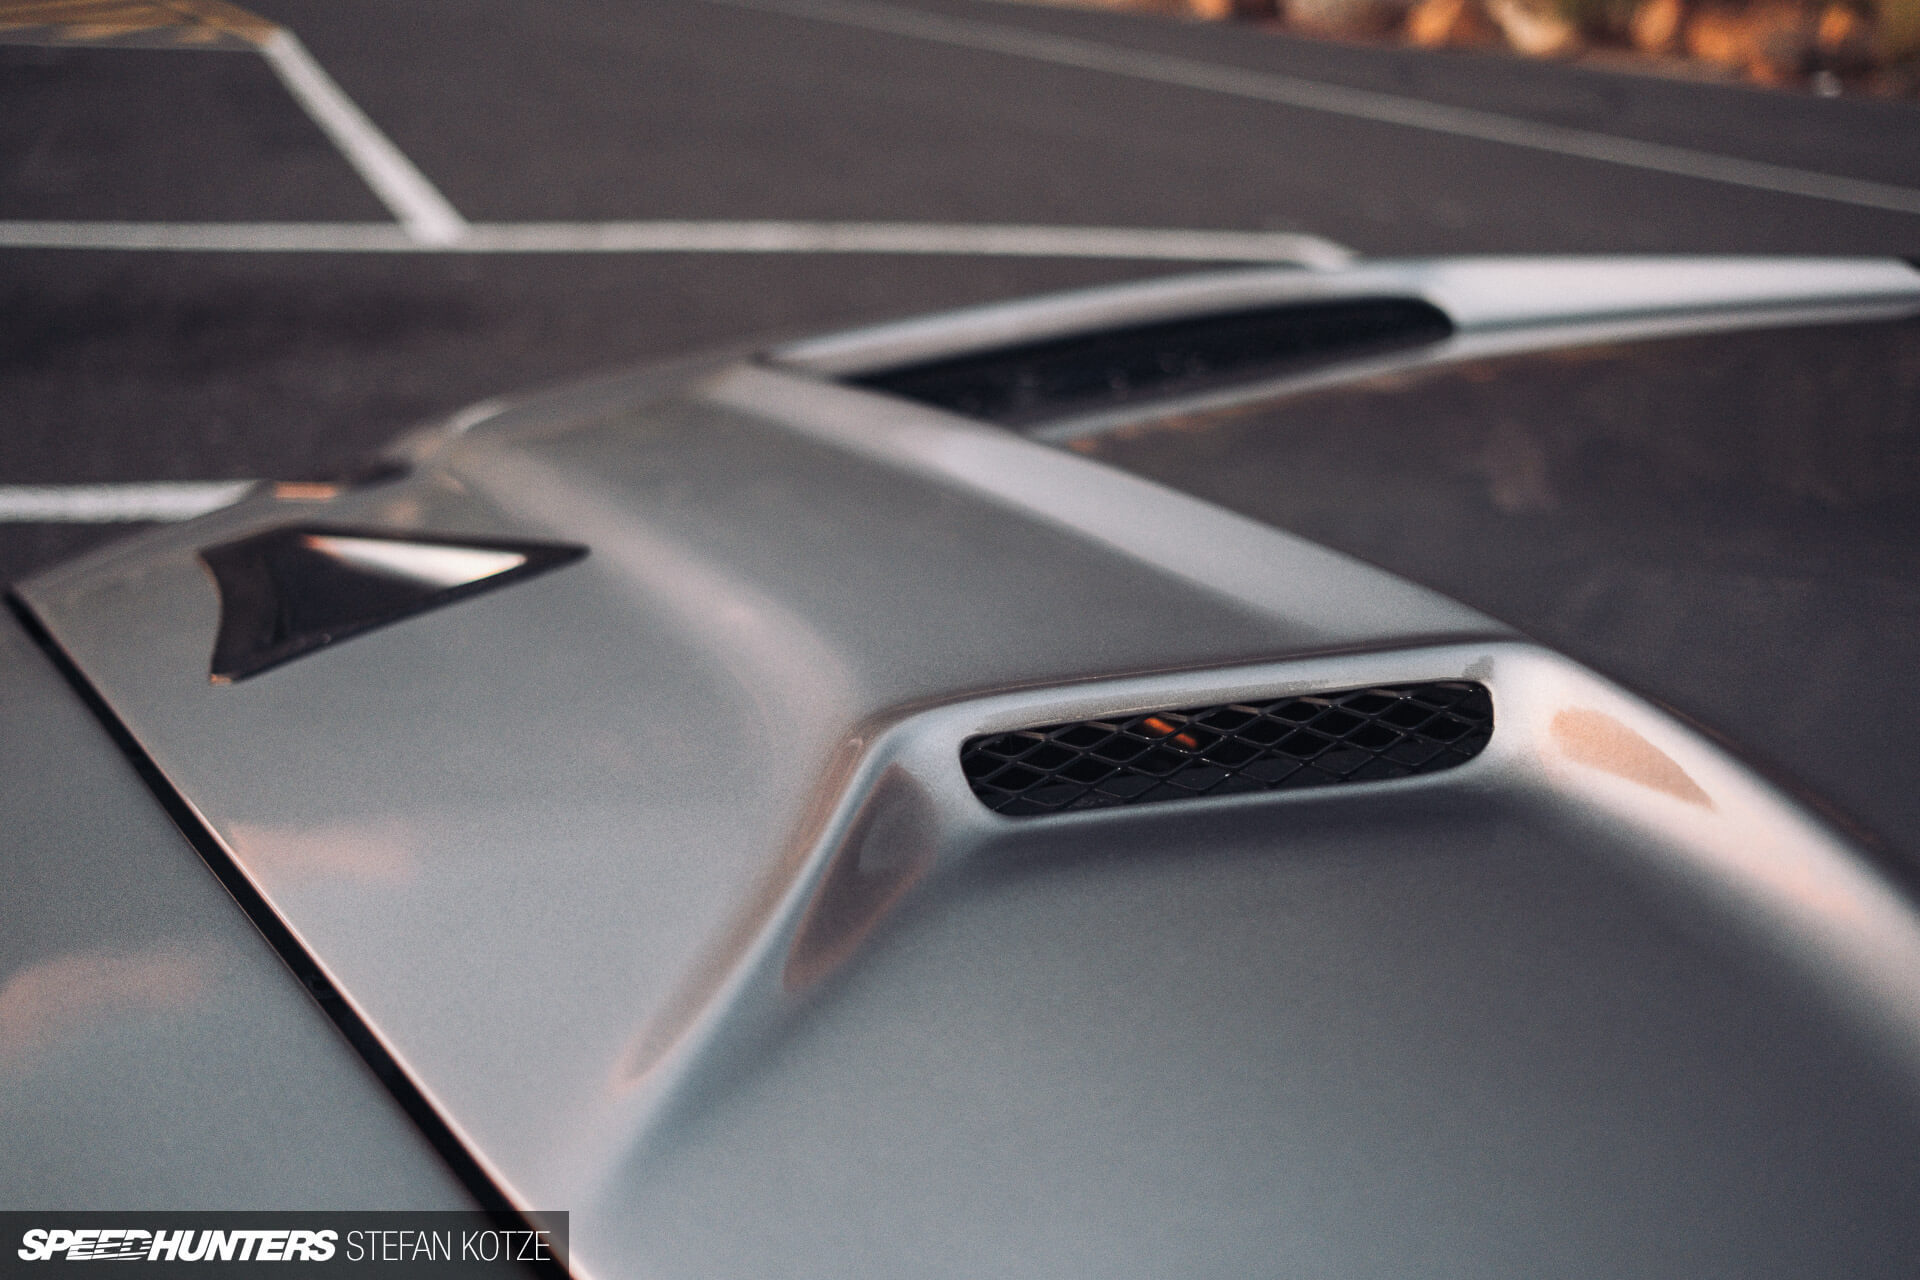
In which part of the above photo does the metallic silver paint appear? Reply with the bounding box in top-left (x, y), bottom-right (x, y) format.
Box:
top-left (14, 258), bottom-right (1920, 1274)
top-left (583, 642), bottom-right (1920, 1279)
top-left (0, 616), bottom-right (474, 1210)
top-left (775, 257), bottom-right (1920, 374)
top-left (774, 256), bottom-right (1920, 441)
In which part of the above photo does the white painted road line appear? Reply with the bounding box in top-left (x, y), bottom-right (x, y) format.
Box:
top-left (256, 29), bottom-right (468, 245)
top-left (0, 219), bottom-right (1355, 264)
top-left (0, 222), bottom-right (419, 251)
top-left (710, 0), bottom-right (1920, 219)
top-left (0, 482), bottom-right (257, 522)
top-left (458, 221), bottom-right (1355, 264)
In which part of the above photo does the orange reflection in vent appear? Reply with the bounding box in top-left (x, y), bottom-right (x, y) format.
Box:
top-left (1141, 716), bottom-right (1200, 750)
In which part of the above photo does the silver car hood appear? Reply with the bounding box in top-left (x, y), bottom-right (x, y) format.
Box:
top-left (19, 258), bottom-right (1920, 1278)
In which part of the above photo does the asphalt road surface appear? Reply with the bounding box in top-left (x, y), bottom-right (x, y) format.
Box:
top-left (4, 0), bottom-right (1917, 584)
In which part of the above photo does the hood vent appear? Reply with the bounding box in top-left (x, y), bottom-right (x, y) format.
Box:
top-left (962, 682), bottom-right (1492, 816)
top-left (200, 524), bottom-right (586, 682)
top-left (847, 297), bottom-right (1452, 429)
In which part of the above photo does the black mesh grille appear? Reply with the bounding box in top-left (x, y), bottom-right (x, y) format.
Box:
top-left (962, 682), bottom-right (1492, 816)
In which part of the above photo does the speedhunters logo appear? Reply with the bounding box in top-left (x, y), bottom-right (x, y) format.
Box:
top-left (1, 1214), bottom-right (566, 1276)
top-left (19, 1228), bottom-right (338, 1262)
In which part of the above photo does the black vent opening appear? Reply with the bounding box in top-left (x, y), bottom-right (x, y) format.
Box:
top-left (962, 682), bottom-right (1492, 816)
top-left (200, 524), bottom-right (586, 682)
top-left (848, 297), bottom-right (1452, 429)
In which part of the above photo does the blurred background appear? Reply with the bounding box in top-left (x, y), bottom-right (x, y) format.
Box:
top-left (1077, 0), bottom-right (1920, 92)
top-left (3, 0), bottom-right (1916, 585)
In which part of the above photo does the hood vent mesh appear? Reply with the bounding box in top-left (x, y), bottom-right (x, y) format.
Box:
top-left (962, 682), bottom-right (1492, 816)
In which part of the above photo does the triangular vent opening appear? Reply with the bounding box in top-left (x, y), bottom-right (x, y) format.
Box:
top-left (200, 524), bottom-right (586, 682)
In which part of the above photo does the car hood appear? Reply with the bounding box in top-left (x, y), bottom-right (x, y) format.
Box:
top-left (18, 260), bottom-right (1920, 1279)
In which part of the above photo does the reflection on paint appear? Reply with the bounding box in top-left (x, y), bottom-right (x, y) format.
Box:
top-left (227, 819), bottom-right (417, 883)
top-left (1471, 418), bottom-right (1556, 514)
top-left (0, 947), bottom-right (210, 1068)
top-left (300, 534), bottom-right (526, 589)
top-left (271, 481), bottom-right (342, 502)
top-left (785, 767), bottom-right (937, 992)
top-left (1551, 707), bottom-right (1712, 808)
top-left (612, 733), bottom-right (871, 1092)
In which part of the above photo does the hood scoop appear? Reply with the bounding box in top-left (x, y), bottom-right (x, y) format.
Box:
top-left (844, 298), bottom-right (1453, 429)
top-left (962, 682), bottom-right (1492, 815)
top-left (200, 524), bottom-right (586, 681)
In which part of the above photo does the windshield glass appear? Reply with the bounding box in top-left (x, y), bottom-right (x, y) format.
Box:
top-left (1077, 317), bottom-right (1920, 871)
